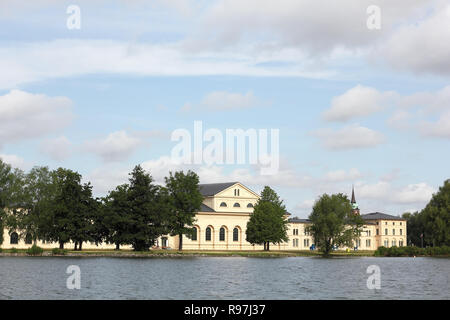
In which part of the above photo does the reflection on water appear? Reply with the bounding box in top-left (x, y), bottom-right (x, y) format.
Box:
top-left (0, 256), bottom-right (448, 299)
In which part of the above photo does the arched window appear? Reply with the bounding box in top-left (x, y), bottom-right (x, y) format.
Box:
top-left (233, 228), bottom-right (239, 242)
top-left (247, 203), bottom-right (254, 208)
top-left (10, 232), bottom-right (19, 245)
top-left (206, 227), bottom-right (212, 241)
top-left (233, 202), bottom-right (240, 207)
top-left (191, 227), bottom-right (198, 241)
top-left (25, 234), bottom-right (32, 245)
top-left (220, 202), bottom-right (227, 207)
top-left (219, 228), bottom-right (225, 241)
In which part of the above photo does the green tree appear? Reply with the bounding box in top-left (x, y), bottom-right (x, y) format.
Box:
top-left (103, 184), bottom-right (131, 250)
top-left (307, 193), bottom-right (364, 255)
top-left (0, 159), bottom-right (24, 245)
top-left (126, 165), bottom-right (167, 251)
top-left (402, 211), bottom-right (424, 247)
top-left (10, 166), bottom-right (54, 245)
top-left (421, 179), bottom-right (450, 246)
top-left (165, 170), bottom-right (203, 250)
top-left (246, 186), bottom-right (289, 251)
top-left (43, 168), bottom-right (87, 249)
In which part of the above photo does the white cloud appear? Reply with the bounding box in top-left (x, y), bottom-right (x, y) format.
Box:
top-left (0, 39), bottom-right (332, 90)
top-left (323, 85), bottom-right (395, 122)
top-left (39, 136), bottom-right (72, 161)
top-left (313, 125), bottom-right (385, 150)
top-left (324, 168), bottom-right (362, 182)
top-left (86, 165), bottom-right (130, 196)
top-left (84, 130), bottom-right (143, 162)
top-left (356, 181), bottom-right (435, 205)
top-left (420, 111), bottom-right (450, 139)
top-left (0, 154), bottom-right (27, 170)
top-left (378, 3), bottom-right (450, 76)
top-left (181, 90), bottom-right (266, 112)
top-left (201, 91), bottom-right (260, 111)
top-left (395, 183), bottom-right (436, 204)
top-left (0, 90), bottom-right (73, 146)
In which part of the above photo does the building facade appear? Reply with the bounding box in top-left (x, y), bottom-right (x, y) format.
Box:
top-left (0, 182), bottom-right (407, 251)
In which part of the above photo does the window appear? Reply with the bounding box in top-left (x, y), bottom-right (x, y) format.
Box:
top-left (400, 229), bottom-right (402, 235)
top-left (206, 227), bottom-right (212, 241)
top-left (234, 189), bottom-right (240, 196)
top-left (376, 229), bottom-right (379, 235)
top-left (220, 202), bottom-right (227, 207)
top-left (399, 240), bottom-right (403, 247)
top-left (10, 232), bottom-right (19, 245)
top-left (392, 240), bottom-right (396, 247)
top-left (392, 229), bottom-right (395, 235)
top-left (385, 228), bottom-right (388, 235)
top-left (400, 222), bottom-right (402, 225)
top-left (304, 239), bottom-right (310, 247)
top-left (192, 227), bottom-right (198, 241)
top-left (293, 239), bottom-right (299, 247)
top-left (247, 203), bottom-right (254, 208)
top-left (233, 203), bottom-right (240, 207)
top-left (384, 240), bottom-right (389, 247)
top-left (25, 234), bottom-right (32, 245)
top-left (293, 229), bottom-right (299, 236)
top-left (233, 228), bottom-right (239, 242)
top-left (366, 239), bottom-right (371, 247)
top-left (393, 222), bottom-right (395, 225)
top-left (219, 228), bottom-right (225, 241)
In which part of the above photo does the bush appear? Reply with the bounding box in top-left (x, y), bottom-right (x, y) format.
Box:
top-left (51, 248), bottom-right (67, 255)
top-left (26, 245), bottom-right (44, 256)
top-left (0, 247), bottom-right (3, 253)
top-left (10, 247), bottom-right (18, 253)
top-left (375, 245), bottom-right (450, 257)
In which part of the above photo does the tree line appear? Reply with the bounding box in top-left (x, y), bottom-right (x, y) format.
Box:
top-left (0, 159), bottom-right (203, 251)
top-left (402, 179), bottom-right (450, 247)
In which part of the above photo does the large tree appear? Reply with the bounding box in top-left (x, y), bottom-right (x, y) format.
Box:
top-left (164, 170), bottom-right (203, 250)
top-left (246, 186), bottom-right (289, 251)
top-left (126, 165), bottom-right (168, 251)
top-left (102, 184), bottom-right (131, 250)
top-left (420, 179), bottom-right (449, 246)
top-left (0, 159), bottom-right (24, 244)
top-left (10, 166), bottom-right (54, 245)
top-left (307, 193), bottom-right (364, 255)
top-left (402, 179), bottom-right (449, 247)
top-left (43, 168), bottom-right (91, 249)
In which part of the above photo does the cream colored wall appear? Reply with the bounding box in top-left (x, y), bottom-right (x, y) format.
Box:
top-left (212, 183), bottom-right (259, 213)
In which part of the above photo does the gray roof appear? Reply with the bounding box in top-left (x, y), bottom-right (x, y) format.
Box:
top-left (289, 217), bottom-right (311, 223)
top-left (199, 182), bottom-right (238, 196)
top-left (199, 203), bottom-right (215, 212)
top-left (361, 212), bottom-right (406, 221)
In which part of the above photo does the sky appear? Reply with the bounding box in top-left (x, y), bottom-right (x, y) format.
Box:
top-left (0, 0), bottom-right (449, 218)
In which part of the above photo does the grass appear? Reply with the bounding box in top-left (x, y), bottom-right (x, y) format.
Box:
top-left (0, 248), bottom-right (377, 257)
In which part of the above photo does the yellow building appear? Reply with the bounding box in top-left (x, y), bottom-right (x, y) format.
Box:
top-left (0, 182), bottom-right (406, 251)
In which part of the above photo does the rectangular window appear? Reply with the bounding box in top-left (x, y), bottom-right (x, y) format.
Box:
top-left (376, 229), bottom-right (379, 235)
top-left (400, 229), bottom-right (402, 235)
top-left (385, 229), bottom-right (388, 235)
top-left (393, 229), bottom-right (395, 235)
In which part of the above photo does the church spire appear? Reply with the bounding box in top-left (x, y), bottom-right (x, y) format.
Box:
top-left (351, 185), bottom-right (360, 215)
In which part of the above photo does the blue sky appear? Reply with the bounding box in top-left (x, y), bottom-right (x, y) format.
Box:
top-left (0, 0), bottom-right (449, 218)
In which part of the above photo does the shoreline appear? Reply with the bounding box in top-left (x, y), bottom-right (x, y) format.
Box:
top-left (0, 249), bottom-right (373, 258)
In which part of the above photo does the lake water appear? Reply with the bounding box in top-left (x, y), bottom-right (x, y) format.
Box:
top-left (0, 256), bottom-right (448, 300)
